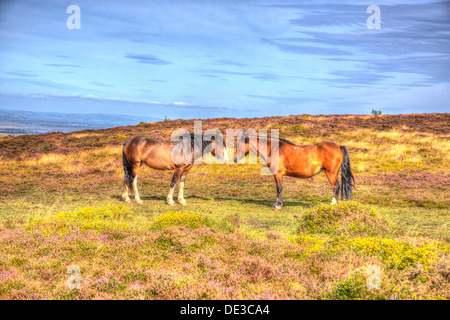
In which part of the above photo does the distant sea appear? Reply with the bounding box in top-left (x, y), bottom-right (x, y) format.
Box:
top-left (0, 109), bottom-right (161, 136)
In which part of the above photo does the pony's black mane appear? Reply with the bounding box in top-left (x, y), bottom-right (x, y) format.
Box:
top-left (173, 132), bottom-right (217, 152)
top-left (278, 137), bottom-right (296, 145)
top-left (193, 133), bottom-right (218, 152)
top-left (244, 135), bottom-right (296, 146)
top-left (173, 132), bottom-right (296, 152)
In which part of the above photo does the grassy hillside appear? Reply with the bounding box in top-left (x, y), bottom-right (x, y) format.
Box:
top-left (0, 113), bottom-right (449, 300)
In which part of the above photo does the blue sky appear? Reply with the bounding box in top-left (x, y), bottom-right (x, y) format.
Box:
top-left (0, 0), bottom-right (449, 120)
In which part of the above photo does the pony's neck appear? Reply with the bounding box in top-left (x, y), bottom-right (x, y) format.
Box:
top-left (246, 136), bottom-right (275, 163)
top-left (192, 138), bottom-right (214, 160)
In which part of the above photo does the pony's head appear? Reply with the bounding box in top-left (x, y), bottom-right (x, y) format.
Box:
top-left (209, 136), bottom-right (228, 164)
top-left (172, 132), bottom-right (228, 164)
top-left (233, 136), bottom-right (250, 163)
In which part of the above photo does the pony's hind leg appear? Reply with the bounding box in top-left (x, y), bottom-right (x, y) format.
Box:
top-left (132, 176), bottom-right (143, 204)
top-left (167, 168), bottom-right (182, 205)
top-left (131, 165), bottom-right (143, 204)
top-left (332, 179), bottom-right (340, 204)
top-left (325, 169), bottom-right (340, 205)
top-left (177, 171), bottom-right (189, 205)
top-left (122, 182), bottom-right (131, 202)
top-left (272, 173), bottom-right (284, 210)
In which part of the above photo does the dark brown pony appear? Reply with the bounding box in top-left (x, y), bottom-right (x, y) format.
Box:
top-left (234, 135), bottom-right (355, 210)
top-left (122, 133), bottom-right (226, 205)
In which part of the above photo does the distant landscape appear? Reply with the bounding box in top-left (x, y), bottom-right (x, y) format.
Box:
top-left (0, 113), bottom-right (449, 300)
top-left (0, 109), bottom-right (159, 136)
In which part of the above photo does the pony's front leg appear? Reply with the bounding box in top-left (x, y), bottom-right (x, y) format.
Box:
top-left (273, 173), bottom-right (283, 210)
top-left (132, 175), bottom-right (143, 204)
top-left (177, 171), bottom-right (188, 205)
top-left (166, 183), bottom-right (176, 206)
top-left (167, 169), bottom-right (182, 205)
top-left (122, 182), bottom-right (131, 202)
top-left (325, 170), bottom-right (340, 205)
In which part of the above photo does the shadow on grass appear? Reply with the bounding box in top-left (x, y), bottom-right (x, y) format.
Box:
top-left (111, 194), bottom-right (311, 208)
top-left (110, 195), bottom-right (165, 201)
top-left (187, 195), bottom-right (312, 208)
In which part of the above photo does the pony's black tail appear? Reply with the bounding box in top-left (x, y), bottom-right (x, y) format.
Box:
top-left (122, 142), bottom-right (134, 190)
top-left (340, 146), bottom-right (355, 200)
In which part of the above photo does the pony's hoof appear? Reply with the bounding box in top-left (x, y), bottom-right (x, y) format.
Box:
top-left (167, 199), bottom-right (175, 206)
top-left (178, 199), bottom-right (188, 206)
top-left (272, 203), bottom-right (283, 211)
top-left (136, 199), bottom-right (143, 204)
top-left (123, 198), bottom-right (131, 203)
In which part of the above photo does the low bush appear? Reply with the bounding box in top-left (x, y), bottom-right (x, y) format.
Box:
top-left (27, 205), bottom-right (130, 236)
top-left (299, 201), bottom-right (394, 237)
top-left (333, 237), bottom-right (450, 271)
top-left (150, 212), bottom-right (234, 232)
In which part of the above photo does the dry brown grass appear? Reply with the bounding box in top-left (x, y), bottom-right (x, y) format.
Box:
top-left (335, 129), bottom-right (449, 173)
top-left (15, 146), bottom-right (122, 173)
top-left (71, 133), bottom-right (101, 139)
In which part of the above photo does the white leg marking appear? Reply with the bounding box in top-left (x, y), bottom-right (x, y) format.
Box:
top-left (223, 146), bottom-right (229, 164)
top-left (178, 181), bottom-right (187, 205)
top-left (167, 187), bottom-right (175, 205)
top-left (133, 176), bottom-right (142, 204)
top-left (122, 183), bottom-right (131, 202)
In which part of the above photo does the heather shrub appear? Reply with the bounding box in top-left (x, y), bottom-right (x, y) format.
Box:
top-left (299, 201), bottom-right (394, 236)
top-left (287, 234), bottom-right (326, 258)
top-left (27, 205), bottom-right (130, 236)
top-left (150, 212), bottom-right (234, 232)
top-left (332, 237), bottom-right (449, 271)
top-left (151, 212), bottom-right (208, 230)
top-left (332, 272), bottom-right (372, 300)
top-left (267, 124), bottom-right (307, 133)
top-left (330, 264), bottom-right (448, 300)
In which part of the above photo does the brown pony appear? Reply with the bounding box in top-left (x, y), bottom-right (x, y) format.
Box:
top-left (122, 133), bottom-right (226, 205)
top-left (233, 135), bottom-right (355, 210)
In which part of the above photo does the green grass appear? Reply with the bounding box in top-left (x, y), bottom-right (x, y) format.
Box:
top-left (375, 207), bottom-right (450, 242)
top-left (0, 113), bottom-right (449, 300)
